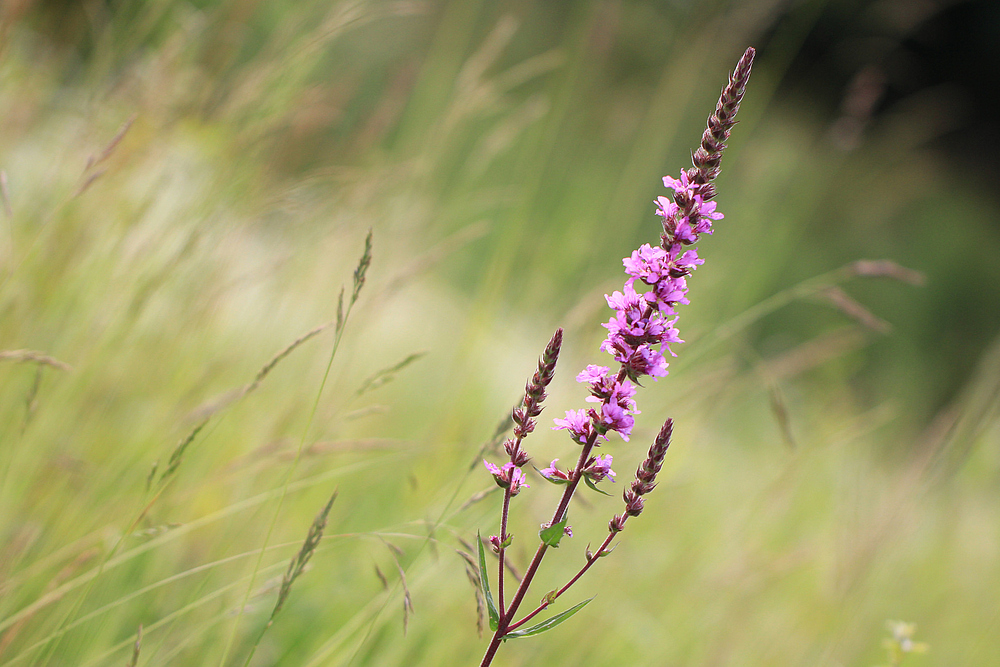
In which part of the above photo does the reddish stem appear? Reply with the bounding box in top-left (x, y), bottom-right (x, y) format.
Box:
top-left (497, 488), bottom-right (512, 614)
top-left (506, 529), bottom-right (618, 632)
top-left (481, 308), bottom-right (650, 666)
top-left (479, 430), bottom-right (600, 667)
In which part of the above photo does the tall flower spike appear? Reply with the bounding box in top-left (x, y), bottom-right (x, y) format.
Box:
top-left (478, 49), bottom-right (755, 667)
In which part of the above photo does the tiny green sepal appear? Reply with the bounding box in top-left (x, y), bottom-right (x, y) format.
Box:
top-left (500, 535), bottom-right (514, 549)
top-left (541, 590), bottom-right (557, 606)
top-left (539, 519), bottom-right (568, 547)
top-left (503, 598), bottom-right (594, 641)
top-left (583, 476), bottom-right (611, 496)
top-left (477, 531), bottom-right (501, 631)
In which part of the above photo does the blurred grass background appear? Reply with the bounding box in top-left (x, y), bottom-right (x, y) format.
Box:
top-left (1, 0), bottom-right (998, 665)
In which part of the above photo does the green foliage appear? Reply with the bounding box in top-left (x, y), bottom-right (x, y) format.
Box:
top-left (476, 532), bottom-right (500, 632)
top-left (538, 519), bottom-right (569, 548)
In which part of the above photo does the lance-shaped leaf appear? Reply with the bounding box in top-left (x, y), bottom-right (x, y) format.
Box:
top-left (583, 476), bottom-right (612, 496)
top-left (503, 598), bottom-right (593, 640)
top-left (539, 518), bottom-right (568, 547)
top-left (477, 531), bottom-right (501, 631)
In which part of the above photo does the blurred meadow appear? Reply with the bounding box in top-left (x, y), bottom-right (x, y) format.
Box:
top-left (1, 0), bottom-right (999, 665)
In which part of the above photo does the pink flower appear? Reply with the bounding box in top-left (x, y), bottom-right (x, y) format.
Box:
top-left (598, 401), bottom-right (634, 441)
top-left (671, 246), bottom-right (704, 269)
top-left (605, 283), bottom-right (646, 318)
top-left (662, 170), bottom-right (695, 196)
top-left (696, 197), bottom-right (724, 223)
top-left (552, 409), bottom-right (597, 445)
top-left (654, 195), bottom-right (680, 220)
top-left (539, 459), bottom-right (571, 484)
top-left (587, 377), bottom-right (637, 411)
top-left (630, 344), bottom-right (669, 379)
top-left (576, 365), bottom-right (610, 384)
top-left (674, 218), bottom-right (697, 244)
top-left (583, 454), bottom-right (616, 483)
top-left (484, 460), bottom-right (530, 495)
top-left (623, 244), bottom-right (670, 285)
top-left (649, 276), bottom-right (688, 309)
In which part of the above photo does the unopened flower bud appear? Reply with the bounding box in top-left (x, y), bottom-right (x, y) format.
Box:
top-left (503, 438), bottom-right (518, 456)
top-left (623, 489), bottom-right (644, 516)
top-left (631, 479), bottom-right (656, 495)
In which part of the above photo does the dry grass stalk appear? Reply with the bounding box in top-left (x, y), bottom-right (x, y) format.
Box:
top-left (158, 420), bottom-right (208, 485)
top-left (74, 113), bottom-right (137, 197)
top-left (124, 624), bottom-right (142, 667)
top-left (469, 412), bottom-right (515, 471)
top-left (397, 560), bottom-right (414, 635)
top-left (848, 259), bottom-right (925, 285)
top-left (0, 349), bottom-right (72, 371)
top-left (354, 352), bottom-right (426, 396)
top-left (21, 364), bottom-right (43, 434)
top-left (456, 549), bottom-right (487, 637)
top-left (1, 170), bottom-right (12, 218)
top-left (87, 114), bottom-right (137, 171)
top-left (375, 539), bottom-right (414, 634)
top-left (459, 488), bottom-right (498, 512)
top-left (189, 320), bottom-right (336, 421)
top-left (374, 565), bottom-right (388, 590)
top-left (818, 286), bottom-right (892, 333)
top-left (270, 490), bottom-right (338, 624)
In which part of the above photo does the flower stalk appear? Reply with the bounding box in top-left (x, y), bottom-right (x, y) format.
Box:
top-left (477, 47), bottom-right (755, 667)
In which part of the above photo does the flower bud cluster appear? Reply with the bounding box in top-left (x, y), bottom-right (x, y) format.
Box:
top-left (513, 329), bottom-right (563, 439)
top-left (690, 47), bottom-right (755, 195)
top-left (485, 328), bottom-right (563, 494)
top-left (610, 419), bottom-right (673, 533)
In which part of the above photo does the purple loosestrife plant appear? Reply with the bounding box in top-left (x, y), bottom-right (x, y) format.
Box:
top-left (477, 47), bottom-right (755, 666)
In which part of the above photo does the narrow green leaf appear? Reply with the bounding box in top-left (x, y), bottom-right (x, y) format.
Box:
top-left (539, 519), bottom-right (568, 547)
top-left (504, 598), bottom-right (594, 640)
top-left (583, 476), bottom-right (611, 496)
top-left (477, 531), bottom-right (500, 631)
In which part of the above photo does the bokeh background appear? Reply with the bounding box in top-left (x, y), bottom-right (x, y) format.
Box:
top-left (1, 0), bottom-right (998, 665)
